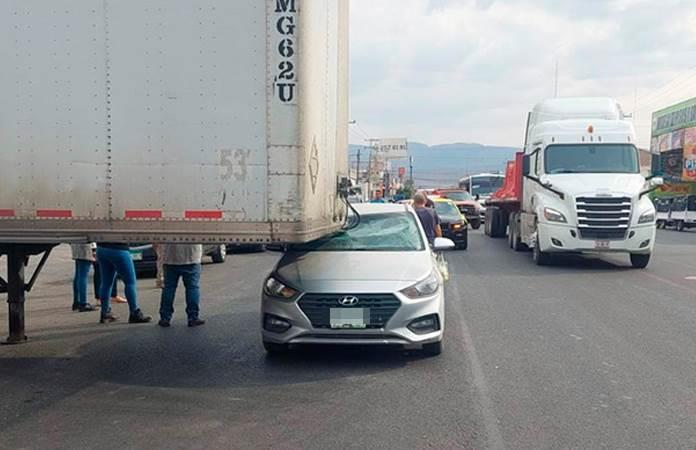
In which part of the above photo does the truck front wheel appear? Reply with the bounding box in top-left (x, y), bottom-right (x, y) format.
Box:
top-left (630, 253), bottom-right (651, 269)
top-left (532, 231), bottom-right (552, 266)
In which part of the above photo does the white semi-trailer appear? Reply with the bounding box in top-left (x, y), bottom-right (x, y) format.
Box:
top-left (486, 98), bottom-right (663, 269)
top-left (0, 0), bottom-right (349, 342)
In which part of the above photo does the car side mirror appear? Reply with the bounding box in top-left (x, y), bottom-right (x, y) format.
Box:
top-left (650, 176), bottom-right (664, 187)
top-left (522, 154), bottom-right (531, 177)
top-left (432, 237), bottom-right (455, 252)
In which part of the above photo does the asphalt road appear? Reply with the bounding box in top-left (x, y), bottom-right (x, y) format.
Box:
top-left (1, 229), bottom-right (695, 449)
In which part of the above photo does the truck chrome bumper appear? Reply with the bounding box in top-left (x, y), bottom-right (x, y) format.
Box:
top-left (538, 223), bottom-right (656, 254)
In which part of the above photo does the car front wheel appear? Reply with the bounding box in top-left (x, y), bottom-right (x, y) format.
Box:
top-left (422, 341), bottom-right (443, 357)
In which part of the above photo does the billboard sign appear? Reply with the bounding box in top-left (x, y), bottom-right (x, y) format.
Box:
top-left (652, 97), bottom-right (696, 137)
top-left (375, 138), bottom-right (408, 159)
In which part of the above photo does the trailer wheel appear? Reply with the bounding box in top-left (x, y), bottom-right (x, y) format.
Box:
top-left (509, 213), bottom-right (526, 252)
top-left (487, 207), bottom-right (506, 238)
top-left (630, 253), bottom-right (651, 269)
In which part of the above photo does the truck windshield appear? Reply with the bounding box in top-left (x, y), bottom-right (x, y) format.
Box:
top-left (545, 144), bottom-right (639, 174)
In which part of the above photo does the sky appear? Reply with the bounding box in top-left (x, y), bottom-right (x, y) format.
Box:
top-left (349, 0), bottom-right (696, 149)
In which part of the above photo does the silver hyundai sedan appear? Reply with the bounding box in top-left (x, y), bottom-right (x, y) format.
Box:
top-left (261, 203), bottom-right (454, 356)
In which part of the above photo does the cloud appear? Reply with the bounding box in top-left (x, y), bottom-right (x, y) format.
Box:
top-left (349, 0), bottom-right (696, 148)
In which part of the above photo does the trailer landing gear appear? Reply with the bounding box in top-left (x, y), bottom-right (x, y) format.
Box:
top-left (1, 244), bottom-right (55, 345)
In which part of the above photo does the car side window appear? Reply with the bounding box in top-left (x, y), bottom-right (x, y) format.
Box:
top-left (534, 148), bottom-right (541, 176)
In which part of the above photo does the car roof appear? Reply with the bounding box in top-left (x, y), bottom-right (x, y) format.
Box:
top-left (352, 203), bottom-right (412, 215)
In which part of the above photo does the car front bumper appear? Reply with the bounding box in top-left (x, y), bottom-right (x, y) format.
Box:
top-left (261, 289), bottom-right (445, 349)
top-left (537, 223), bottom-right (656, 254)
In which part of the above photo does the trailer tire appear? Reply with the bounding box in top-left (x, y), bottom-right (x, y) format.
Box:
top-left (470, 219), bottom-right (481, 230)
top-left (509, 213), bottom-right (526, 252)
top-left (630, 253), bottom-right (651, 269)
top-left (487, 207), bottom-right (506, 238)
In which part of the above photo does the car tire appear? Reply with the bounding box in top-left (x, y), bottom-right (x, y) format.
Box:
top-left (263, 341), bottom-right (289, 354)
top-left (422, 341), bottom-right (443, 357)
top-left (630, 253), bottom-right (650, 269)
top-left (470, 220), bottom-right (481, 230)
top-left (677, 220), bottom-right (685, 232)
top-left (457, 230), bottom-right (468, 250)
top-left (211, 244), bottom-right (227, 264)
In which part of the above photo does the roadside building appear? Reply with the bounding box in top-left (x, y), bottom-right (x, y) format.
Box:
top-left (650, 97), bottom-right (696, 198)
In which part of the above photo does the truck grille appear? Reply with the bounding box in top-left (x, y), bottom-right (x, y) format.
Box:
top-left (576, 196), bottom-right (631, 240)
top-left (298, 294), bottom-right (401, 329)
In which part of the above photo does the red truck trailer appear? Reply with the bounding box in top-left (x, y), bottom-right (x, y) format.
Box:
top-left (484, 151), bottom-right (526, 250)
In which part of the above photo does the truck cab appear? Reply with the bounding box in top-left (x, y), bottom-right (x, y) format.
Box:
top-left (517, 98), bottom-right (662, 268)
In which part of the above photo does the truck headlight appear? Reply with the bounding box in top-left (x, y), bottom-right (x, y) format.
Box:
top-left (638, 211), bottom-right (656, 224)
top-left (401, 271), bottom-right (440, 299)
top-left (263, 276), bottom-right (298, 299)
top-left (543, 207), bottom-right (567, 223)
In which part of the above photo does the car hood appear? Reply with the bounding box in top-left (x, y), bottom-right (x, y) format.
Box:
top-left (545, 173), bottom-right (646, 196)
top-left (276, 251), bottom-right (432, 288)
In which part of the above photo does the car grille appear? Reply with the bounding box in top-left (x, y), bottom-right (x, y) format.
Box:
top-left (459, 205), bottom-right (476, 215)
top-left (298, 294), bottom-right (401, 329)
top-left (576, 196), bottom-right (632, 240)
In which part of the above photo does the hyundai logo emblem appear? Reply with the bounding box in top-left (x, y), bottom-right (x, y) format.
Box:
top-left (338, 296), bottom-right (359, 306)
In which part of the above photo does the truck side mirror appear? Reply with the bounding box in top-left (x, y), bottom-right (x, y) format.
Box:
top-left (650, 176), bottom-right (664, 187)
top-left (522, 154), bottom-right (531, 177)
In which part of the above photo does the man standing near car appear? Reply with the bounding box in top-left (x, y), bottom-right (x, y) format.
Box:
top-left (413, 193), bottom-right (442, 244)
top-left (158, 243), bottom-right (206, 328)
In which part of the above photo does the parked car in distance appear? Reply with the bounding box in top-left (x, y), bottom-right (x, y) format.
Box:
top-left (130, 244), bottom-right (228, 275)
top-left (433, 198), bottom-right (468, 250)
top-left (261, 203), bottom-right (454, 356)
top-left (436, 189), bottom-right (483, 230)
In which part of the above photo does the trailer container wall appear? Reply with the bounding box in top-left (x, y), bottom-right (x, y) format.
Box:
top-left (0, 0), bottom-right (348, 244)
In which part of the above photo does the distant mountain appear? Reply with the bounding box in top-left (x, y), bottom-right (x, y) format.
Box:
top-left (349, 142), bottom-right (519, 187)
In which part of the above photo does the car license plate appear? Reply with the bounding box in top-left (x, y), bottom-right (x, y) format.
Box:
top-left (594, 240), bottom-right (610, 250)
top-left (330, 308), bottom-right (369, 329)
top-left (131, 252), bottom-right (143, 261)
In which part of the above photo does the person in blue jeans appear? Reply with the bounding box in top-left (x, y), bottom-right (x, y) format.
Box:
top-left (96, 243), bottom-right (151, 324)
top-left (158, 244), bottom-right (206, 327)
top-left (70, 244), bottom-right (97, 312)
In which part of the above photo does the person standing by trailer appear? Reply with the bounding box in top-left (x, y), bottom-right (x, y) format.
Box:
top-left (96, 243), bottom-right (151, 324)
top-left (158, 244), bottom-right (206, 328)
top-left (70, 244), bottom-right (98, 312)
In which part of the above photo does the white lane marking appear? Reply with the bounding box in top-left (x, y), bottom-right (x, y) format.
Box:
top-left (570, 334), bottom-right (584, 341)
top-left (685, 276), bottom-right (696, 281)
top-left (449, 280), bottom-right (506, 450)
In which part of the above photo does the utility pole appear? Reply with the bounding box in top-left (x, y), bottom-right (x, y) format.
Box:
top-left (409, 156), bottom-right (414, 184)
top-left (366, 149), bottom-right (372, 200)
top-left (356, 148), bottom-right (361, 184)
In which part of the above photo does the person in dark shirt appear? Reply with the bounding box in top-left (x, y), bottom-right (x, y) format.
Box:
top-left (96, 243), bottom-right (151, 324)
top-left (413, 193), bottom-right (442, 244)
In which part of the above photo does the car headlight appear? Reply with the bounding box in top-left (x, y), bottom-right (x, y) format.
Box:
top-left (263, 276), bottom-right (298, 299)
top-left (543, 207), bottom-right (567, 223)
top-left (401, 271), bottom-right (440, 299)
top-left (638, 211), bottom-right (656, 224)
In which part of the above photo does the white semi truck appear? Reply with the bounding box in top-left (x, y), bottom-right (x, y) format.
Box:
top-left (485, 98), bottom-right (663, 269)
top-left (0, 0), bottom-right (349, 342)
